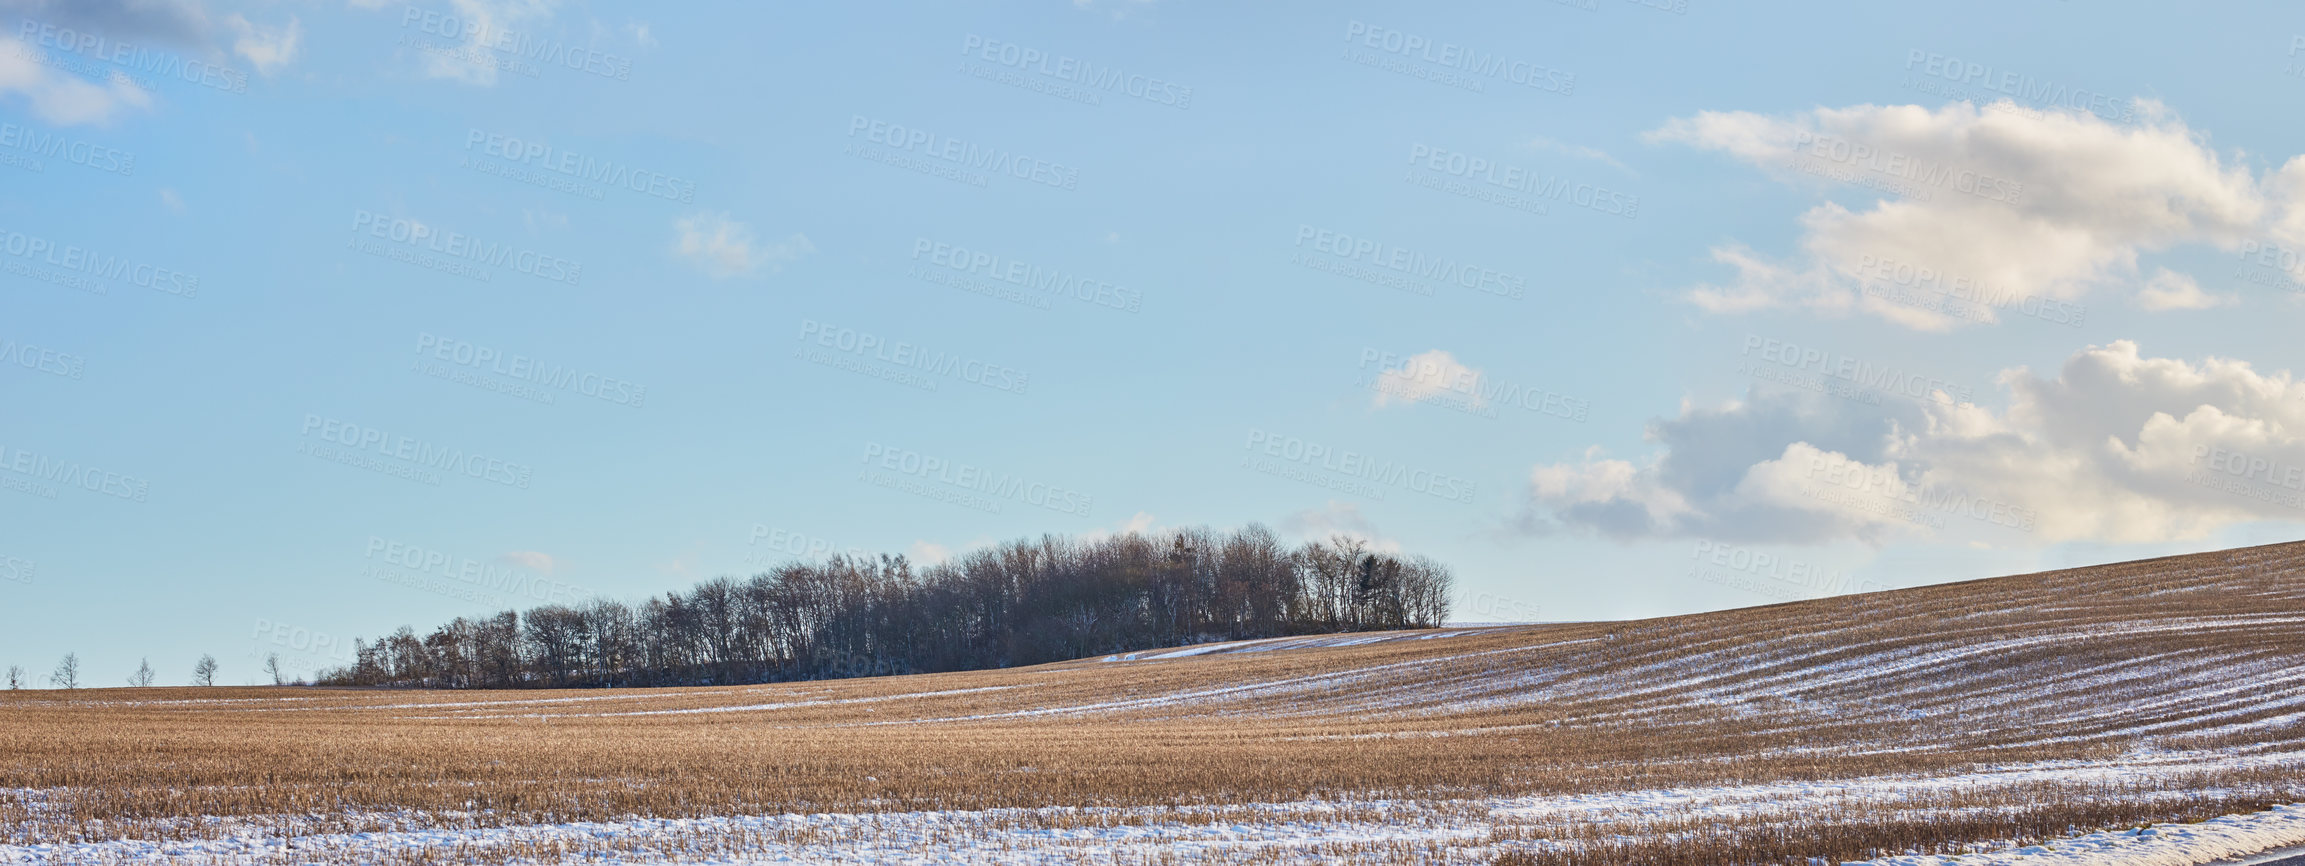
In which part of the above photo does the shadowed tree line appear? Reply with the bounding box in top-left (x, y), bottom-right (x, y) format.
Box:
top-left (317, 526), bottom-right (1453, 689)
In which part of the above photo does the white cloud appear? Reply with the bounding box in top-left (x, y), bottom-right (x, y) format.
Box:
top-left (907, 541), bottom-right (953, 566)
top-left (2135, 268), bottom-right (2233, 311)
top-left (499, 551), bottom-right (556, 574)
top-left (1279, 501), bottom-right (1401, 553)
top-left (224, 14), bottom-right (300, 75)
top-left (408, 0), bottom-right (562, 85)
top-left (1529, 135), bottom-right (1631, 174)
top-left (0, 37), bottom-right (153, 125)
top-left (1525, 341), bottom-right (2305, 545)
top-left (522, 208), bottom-right (569, 233)
top-left (673, 213), bottom-right (812, 278)
top-left (1077, 512), bottom-right (1161, 546)
top-left (1371, 349), bottom-right (1484, 410)
top-left (625, 20), bottom-right (656, 48)
top-left (158, 188), bottom-right (184, 212)
top-left (1649, 100), bottom-right (2272, 328)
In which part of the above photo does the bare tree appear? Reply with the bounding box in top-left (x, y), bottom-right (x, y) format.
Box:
top-left (127, 657), bottom-right (155, 687)
top-left (49, 653), bottom-right (78, 690)
top-left (264, 653), bottom-right (284, 686)
top-left (191, 654), bottom-right (219, 687)
top-left (5, 665), bottom-right (22, 690)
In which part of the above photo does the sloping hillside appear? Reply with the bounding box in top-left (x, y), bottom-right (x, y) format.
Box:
top-left (4, 542), bottom-right (2303, 864)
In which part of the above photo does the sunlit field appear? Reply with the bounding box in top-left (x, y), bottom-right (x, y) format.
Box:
top-left (6, 542), bottom-right (2304, 864)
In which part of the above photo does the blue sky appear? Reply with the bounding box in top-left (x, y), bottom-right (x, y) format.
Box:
top-left (5, 0), bottom-right (2305, 685)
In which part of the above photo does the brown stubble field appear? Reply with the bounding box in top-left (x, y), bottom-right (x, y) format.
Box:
top-left (4, 541), bottom-right (2305, 864)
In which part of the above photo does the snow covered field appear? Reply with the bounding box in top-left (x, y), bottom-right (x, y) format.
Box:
top-left (7, 757), bottom-right (2301, 864)
top-left (4, 541), bottom-right (2303, 864)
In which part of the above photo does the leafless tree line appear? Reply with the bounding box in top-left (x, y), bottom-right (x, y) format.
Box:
top-left (317, 527), bottom-right (1453, 689)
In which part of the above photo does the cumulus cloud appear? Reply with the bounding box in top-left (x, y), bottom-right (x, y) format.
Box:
top-left (0, 37), bottom-right (153, 125)
top-left (2135, 268), bottom-right (2233, 311)
top-left (1524, 391), bottom-right (1919, 543)
top-left (673, 213), bottom-right (813, 278)
top-left (1648, 100), bottom-right (2273, 328)
top-left (1525, 341), bottom-right (2305, 544)
top-left (2269, 156), bottom-right (2305, 249)
top-left (224, 14), bottom-right (299, 75)
top-left (1371, 350), bottom-right (1484, 410)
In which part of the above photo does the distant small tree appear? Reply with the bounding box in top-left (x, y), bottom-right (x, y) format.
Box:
top-left (191, 654), bottom-right (218, 687)
top-left (49, 653), bottom-right (78, 690)
top-left (127, 657), bottom-right (155, 687)
top-left (265, 653), bottom-right (284, 686)
top-left (5, 665), bottom-right (22, 690)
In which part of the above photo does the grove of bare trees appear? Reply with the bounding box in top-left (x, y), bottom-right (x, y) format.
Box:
top-left (320, 526), bottom-right (1452, 689)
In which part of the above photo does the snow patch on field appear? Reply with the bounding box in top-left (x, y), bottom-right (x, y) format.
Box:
top-left (1850, 804), bottom-right (2305, 864)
